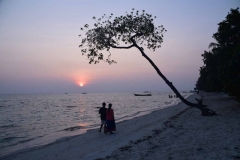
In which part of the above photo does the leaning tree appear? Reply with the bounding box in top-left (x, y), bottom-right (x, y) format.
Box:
top-left (79, 9), bottom-right (217, 116)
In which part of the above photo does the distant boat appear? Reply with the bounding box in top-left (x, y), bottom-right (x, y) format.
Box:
top-left (65, 93), bottom-right (68, 94)
top-left (82, 92), bottom-right (87, 94)
top-left (134, 93), bottom-right (152, 96)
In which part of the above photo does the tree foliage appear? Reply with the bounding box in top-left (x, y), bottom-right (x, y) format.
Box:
top-left (79, 8), bottom-right (166, 64)
top-left (196, 8), bottom-right (240, 99)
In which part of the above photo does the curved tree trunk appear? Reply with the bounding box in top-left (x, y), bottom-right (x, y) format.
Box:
top-left (133, 43), bottom-right (217, 116)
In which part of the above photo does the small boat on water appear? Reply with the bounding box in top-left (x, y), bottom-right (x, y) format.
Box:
top-left (82, 92), bottom-right (87, 94)
top-left (134, 93), bottom-right (152, 96)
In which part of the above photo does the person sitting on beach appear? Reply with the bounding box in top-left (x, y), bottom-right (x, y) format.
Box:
top-left (105, 103), bottom-right (116, 134)
top-left (99, 102), bottom-right (107, 133)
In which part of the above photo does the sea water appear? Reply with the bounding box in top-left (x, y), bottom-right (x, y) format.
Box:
top-left (0, 92), bottom-right (192, 157)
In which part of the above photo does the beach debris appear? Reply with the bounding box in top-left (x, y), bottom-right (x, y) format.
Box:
top-left (63, 126), bottom-right (86, 131)
top-left (119, 145), bottom-right (132, 152)
top-left (152, 129), bottom-right (161, 135)
top-left (230, 156), bottom-right (240, 159)
top-left (197, 147), bottom-right (203, 151)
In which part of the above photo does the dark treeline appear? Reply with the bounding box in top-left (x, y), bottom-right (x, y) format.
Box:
top-left (195, 8), bottom-right (240, 100)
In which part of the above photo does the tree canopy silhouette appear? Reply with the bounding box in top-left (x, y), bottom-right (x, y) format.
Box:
top-left (196, 8), bottom-right (240, 101)
top-left (79, 9), bottom-right (217, 116)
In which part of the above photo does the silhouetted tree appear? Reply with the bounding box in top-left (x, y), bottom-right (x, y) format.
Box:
top-left (196, 8), bottom-right (240, 100)
top-left (195, 50), bottom-right (223, 92)
top-left (79, 9), bottom-right (217, 116)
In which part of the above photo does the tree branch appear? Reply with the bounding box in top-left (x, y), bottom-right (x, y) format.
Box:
top-left (109, 44), bottom-right (134, 49)
top-left (131, 41), bottom-right (198, 107)
top-left (130, 32), bottom-right (143, 43)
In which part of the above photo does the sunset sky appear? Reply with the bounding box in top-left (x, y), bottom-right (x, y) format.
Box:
top-left (0, 0), bottom-right (239, 94)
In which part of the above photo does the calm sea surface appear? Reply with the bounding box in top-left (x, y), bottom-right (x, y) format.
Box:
top-left (0, 92), bottom-right (192, 157)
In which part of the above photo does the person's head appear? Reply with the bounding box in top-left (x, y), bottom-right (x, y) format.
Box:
top-left (102, 102), bottom-right (106, 107)
top-left (108, 103), bottom-right (112, 109)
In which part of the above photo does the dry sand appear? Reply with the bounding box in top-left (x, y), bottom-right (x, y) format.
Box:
top-left (2, 92), bottom-right (240, 160)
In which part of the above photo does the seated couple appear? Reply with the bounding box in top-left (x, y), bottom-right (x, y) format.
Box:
top-left (99, 102), bottom-right (116, 134)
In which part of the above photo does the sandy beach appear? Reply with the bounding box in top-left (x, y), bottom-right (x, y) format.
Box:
top-left (2, 92), bottom-right (240, 160)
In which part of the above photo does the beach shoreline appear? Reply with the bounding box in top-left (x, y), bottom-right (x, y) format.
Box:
top-left (2, 92), bottom-right (240, 160)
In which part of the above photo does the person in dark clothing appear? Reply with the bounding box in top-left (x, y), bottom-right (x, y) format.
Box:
top-left (99, 102), bottom-right (107, 133)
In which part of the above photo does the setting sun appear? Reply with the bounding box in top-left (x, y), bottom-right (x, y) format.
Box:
top-left (80, 83), bottom-right (83, 87)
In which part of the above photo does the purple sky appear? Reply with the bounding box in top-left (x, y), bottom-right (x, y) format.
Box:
top-left (0, 0), bottom-right (239, 94)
